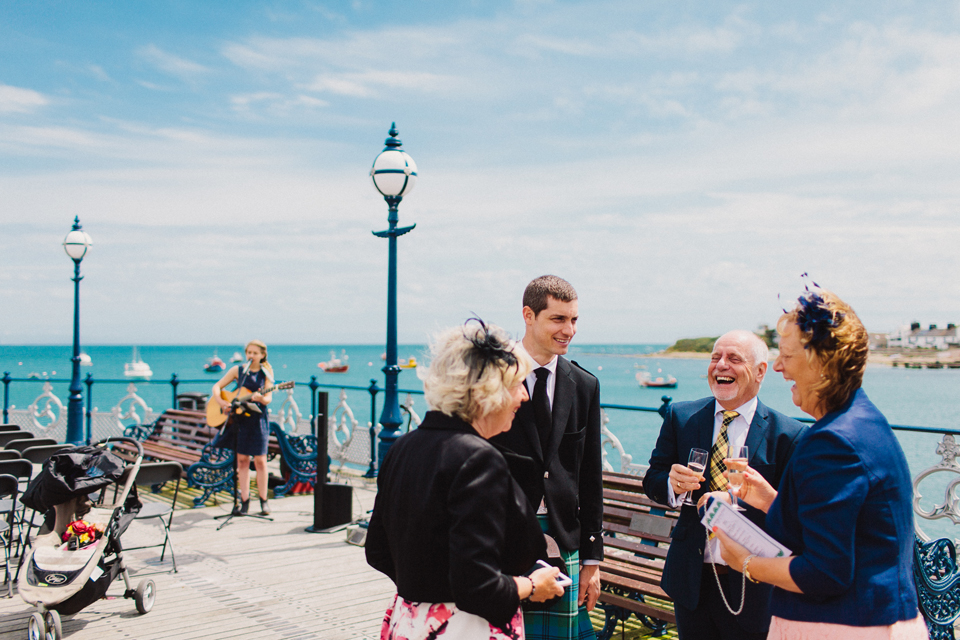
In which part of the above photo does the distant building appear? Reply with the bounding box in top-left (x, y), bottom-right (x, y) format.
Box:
top-left (868, 333), bottom-right (888, 350)
top-left (887, 323), bottom-right (960, 350)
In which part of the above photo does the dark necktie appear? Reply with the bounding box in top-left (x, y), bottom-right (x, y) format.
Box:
top-left (533, 367), bottom-right (552, 449)
top-left (708, 411), bottom-right (738, 491)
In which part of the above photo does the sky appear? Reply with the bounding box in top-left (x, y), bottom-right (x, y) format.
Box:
top-left (2, 0), bottom-right (960, 345)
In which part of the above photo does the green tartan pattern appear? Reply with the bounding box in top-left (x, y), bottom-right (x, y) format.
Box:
top-left (523, 516), bottom-right (597, 640)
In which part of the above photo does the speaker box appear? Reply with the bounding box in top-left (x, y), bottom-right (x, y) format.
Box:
top-left (307, 483), bottom-right (353, 531)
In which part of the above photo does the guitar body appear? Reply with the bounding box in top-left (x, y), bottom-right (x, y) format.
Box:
top-left (206, 380), bottom-right (295, 428)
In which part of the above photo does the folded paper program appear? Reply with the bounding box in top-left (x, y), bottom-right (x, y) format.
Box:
top-left (700, 497), bottom-right (792, 558)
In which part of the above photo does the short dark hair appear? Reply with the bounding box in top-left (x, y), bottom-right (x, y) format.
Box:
top-left (522, 275), bottom-right (578, 315)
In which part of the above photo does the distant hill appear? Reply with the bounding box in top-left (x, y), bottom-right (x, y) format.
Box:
top-left (665, 337), bottom-right (719, 353)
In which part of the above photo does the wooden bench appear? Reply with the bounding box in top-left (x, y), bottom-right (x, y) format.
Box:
top-left (597, 471), bottom-right (678, 639)
top-left (122, 409), bottom-right (315, 507)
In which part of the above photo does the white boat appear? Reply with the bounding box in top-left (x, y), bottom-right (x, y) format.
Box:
top-left (79, 352), bottom-right (93, 366)
top-left (124, 347), bottom-right (153, 379)
top-left (230, 351), bottom-right (244, 363)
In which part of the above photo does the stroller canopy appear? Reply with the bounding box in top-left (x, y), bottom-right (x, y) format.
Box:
top-left (22, 445), bottom-right (129, 513)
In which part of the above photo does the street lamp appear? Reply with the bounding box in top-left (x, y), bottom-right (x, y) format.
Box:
top-left (63, 217), bottom-right (92, 444)
top-left (370, 123), bottom-right (417, 472)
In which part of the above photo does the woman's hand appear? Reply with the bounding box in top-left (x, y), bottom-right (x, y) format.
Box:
top-left (251, 392), bottom-right (265, 403)
top-left (736, 466), bottom-right (778, 513)
top-left (214, 393), bottom-right (231, 410)
top-left (528, 566), bottom-right (565, 602)
top-left (697, 491), bottom-right (730, 510)
top-left (713, 527), bottom-right (750, 570)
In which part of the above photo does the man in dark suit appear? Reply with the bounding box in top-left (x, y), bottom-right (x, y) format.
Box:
top-left (643, 330), bottom-right (806, 640)
top-left (491, 275), bottom-right (603, 640)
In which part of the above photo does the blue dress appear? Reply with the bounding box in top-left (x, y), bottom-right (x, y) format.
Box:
top-left (234, 367), bottom-right (269, 456)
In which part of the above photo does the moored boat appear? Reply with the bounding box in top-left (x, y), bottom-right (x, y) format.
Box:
top-left (79, 352), bottom-right (92, 366)
top-left (398, 357), bottom-right (418, 369)
top-left (124, 347), bottom-right (153, 379)
top-left (319, 350), bottom-right (349, 373)
top-left (204, 353), bottom-right (226, 373)
top-left (636, 370), bottom-right (678, 389)
top-left (229, 351), bottom-right (243, 363)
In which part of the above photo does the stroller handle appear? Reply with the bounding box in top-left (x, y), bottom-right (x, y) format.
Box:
top-left (94, 436), bottom-right (144, 458)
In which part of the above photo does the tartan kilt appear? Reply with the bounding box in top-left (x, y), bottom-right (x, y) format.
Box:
top-left (523, 516), bottom-right (597, 640)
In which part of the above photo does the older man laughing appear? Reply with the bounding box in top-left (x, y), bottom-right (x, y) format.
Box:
top-left (643, 331), bottom-right (806, 640)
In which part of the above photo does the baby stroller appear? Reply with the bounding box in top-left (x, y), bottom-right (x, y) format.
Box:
top-left (17, 437), bottom-right (153, 640)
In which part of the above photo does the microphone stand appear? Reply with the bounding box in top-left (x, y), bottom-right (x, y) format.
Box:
top-left (216, 397), bottom-right (273, 530)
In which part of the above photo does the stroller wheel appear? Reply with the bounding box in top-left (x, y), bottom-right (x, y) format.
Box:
top-left (134, 579), bottom-right (156, 614)
top-left (27, 612), bottom-right (45, 640)
top-left (43, 611), bottom-right (62, 640)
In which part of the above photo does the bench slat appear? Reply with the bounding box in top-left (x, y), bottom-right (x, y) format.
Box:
top-left (598, 589), bottom-right (676, 624)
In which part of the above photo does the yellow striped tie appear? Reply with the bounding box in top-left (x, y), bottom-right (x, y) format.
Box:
top-left (708, 411), bottom-right (739, 491)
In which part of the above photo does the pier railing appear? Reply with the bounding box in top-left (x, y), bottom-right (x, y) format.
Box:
top-left (4, 372), bottom-right (960, 544)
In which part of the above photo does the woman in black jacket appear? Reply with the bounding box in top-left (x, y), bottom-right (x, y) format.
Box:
top-left (366, 320), bottom-right (564, 640)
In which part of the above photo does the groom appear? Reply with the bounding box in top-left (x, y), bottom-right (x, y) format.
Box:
top-left (491, 275), bottom-right (603, 640)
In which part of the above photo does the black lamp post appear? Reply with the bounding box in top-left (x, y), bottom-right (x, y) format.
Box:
top-left (370, 123), bottom-right (417, 472)
top-left (63, 217), bottom-right (92, 445)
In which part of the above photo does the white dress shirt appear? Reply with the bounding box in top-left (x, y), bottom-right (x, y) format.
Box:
top-left (666, 396), bottom-right (758, 565)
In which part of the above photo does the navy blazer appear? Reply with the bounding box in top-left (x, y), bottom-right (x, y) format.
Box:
top-left (491, 357), bottom-right (604, 560)
top-left (766, 389), bottom-right (919, 626)
top-left (643, 397), bottom-right (806, 634)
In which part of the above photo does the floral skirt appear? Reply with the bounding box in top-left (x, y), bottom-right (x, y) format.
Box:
top-left (380, 593), bottom-right (525, 640)
top-left (769, 615), bottom-right (928, 640)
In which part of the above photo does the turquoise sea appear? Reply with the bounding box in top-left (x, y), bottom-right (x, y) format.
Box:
top-left (3, 343), bottom-right (960, 538)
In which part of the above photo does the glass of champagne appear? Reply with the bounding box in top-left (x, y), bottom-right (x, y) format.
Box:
top-left (683, 448), bottom-right (709, 506)
top-left (726, 445), bottom-right (749, 511)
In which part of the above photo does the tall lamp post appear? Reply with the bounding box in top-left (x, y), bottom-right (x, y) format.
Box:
top-left (370, 123), bottom-right (417, 472)
top-left (63, 217), bottom-right (93, 445)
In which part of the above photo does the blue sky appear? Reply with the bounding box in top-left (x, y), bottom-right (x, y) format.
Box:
top-left (3, 1), bottom-right (960, 344)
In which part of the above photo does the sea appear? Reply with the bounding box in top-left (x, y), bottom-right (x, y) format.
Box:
top-left (4, 343), bottom-right (960, 538)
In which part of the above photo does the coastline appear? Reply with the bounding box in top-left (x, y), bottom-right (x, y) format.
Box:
top-left (632, 348), bottom-right (960, 367)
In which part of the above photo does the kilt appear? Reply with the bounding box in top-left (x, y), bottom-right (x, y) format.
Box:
top-left (523, 515), bottom-right (597, 640)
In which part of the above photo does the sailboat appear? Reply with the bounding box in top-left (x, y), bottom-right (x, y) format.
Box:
top-left (124, 347), bottom-right (153, 379)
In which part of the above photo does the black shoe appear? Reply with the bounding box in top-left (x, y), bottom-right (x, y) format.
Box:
top-left (259, 499), bottom-right (270, 516)
top-left (232, 499), bottom-right (249, 516)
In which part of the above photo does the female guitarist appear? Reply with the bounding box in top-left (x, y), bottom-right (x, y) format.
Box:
top-left (211, 340), bottom-right (274, 516)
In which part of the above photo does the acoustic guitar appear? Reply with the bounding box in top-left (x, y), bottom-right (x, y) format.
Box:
top-left (206, 380), bottom-right (295, 428)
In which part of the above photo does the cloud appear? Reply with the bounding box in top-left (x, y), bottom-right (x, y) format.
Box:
top-left (137, 44), bottom-right (210, 79)
top-left (0, 84), bottom-right (49, 114)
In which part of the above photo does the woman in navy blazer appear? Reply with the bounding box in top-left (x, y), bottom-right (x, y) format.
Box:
top-left (712, 289), bottom-right (926, 639)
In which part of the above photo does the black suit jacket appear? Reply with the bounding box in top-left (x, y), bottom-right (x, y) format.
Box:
top-left (643, 397), bottom-right (806, 634)
top-left (365, 411), bottom-right (546, 630)
top-left (491, 357), bottom-right (604, 561)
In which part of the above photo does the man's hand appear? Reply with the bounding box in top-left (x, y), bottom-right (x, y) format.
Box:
top-left (668, 463), bottom-right (704, 496)
top-left (578, 563), bottom-right (601, 610)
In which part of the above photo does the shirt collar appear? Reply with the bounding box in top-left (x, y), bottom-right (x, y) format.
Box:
top-left (713, 395), bottom-right (758, 424)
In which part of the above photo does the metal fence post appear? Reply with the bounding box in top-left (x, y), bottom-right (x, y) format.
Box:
top-left (170, 373), bottom-right (179, 410)
top-left (84, 373), bottom-right (94, 443)
top-left (658, 395), bottom-right (673, 418)
top-left (366, 379), bottom-right (380, 478)
top-left (309, 375), bottom-right (320, 437)
top-left (2, 372), bottom-right (10, 424)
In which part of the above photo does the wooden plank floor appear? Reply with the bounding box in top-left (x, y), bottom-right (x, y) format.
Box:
top-left (0, 477), bottom-right (393, 640)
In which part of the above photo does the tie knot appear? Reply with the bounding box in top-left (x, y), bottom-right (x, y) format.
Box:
top-left (535, 367), bottom-right (550, 382)
top-left (722, 410), bottom-right (739, 426)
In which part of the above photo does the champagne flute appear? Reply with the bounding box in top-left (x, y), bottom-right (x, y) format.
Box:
top-left (683, 448), bottom-right (709, 506)
top-left (726, 445), bottom-right (749, 511)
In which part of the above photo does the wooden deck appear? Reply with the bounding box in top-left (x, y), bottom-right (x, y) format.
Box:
top-left (0, 477), bottom-right (393, 640)
top-left (0, 473), bottom-right (677, 640)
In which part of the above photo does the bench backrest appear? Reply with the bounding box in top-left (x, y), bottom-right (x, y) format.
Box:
top-left (602, 471), bottom-right (679, 565)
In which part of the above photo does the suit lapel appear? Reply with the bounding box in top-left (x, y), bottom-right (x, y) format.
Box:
top-left (543, 357), bottom-right (574, 465)
top-left (695, 401), bottom-right (716, 450)
top-left (743, 401), bottom-right (770, 466)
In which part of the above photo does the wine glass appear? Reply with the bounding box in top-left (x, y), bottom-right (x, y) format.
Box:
top-left (683, 448), bottom-right (709, 506)
top-left (726, 445), bottom-right (749, 511)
